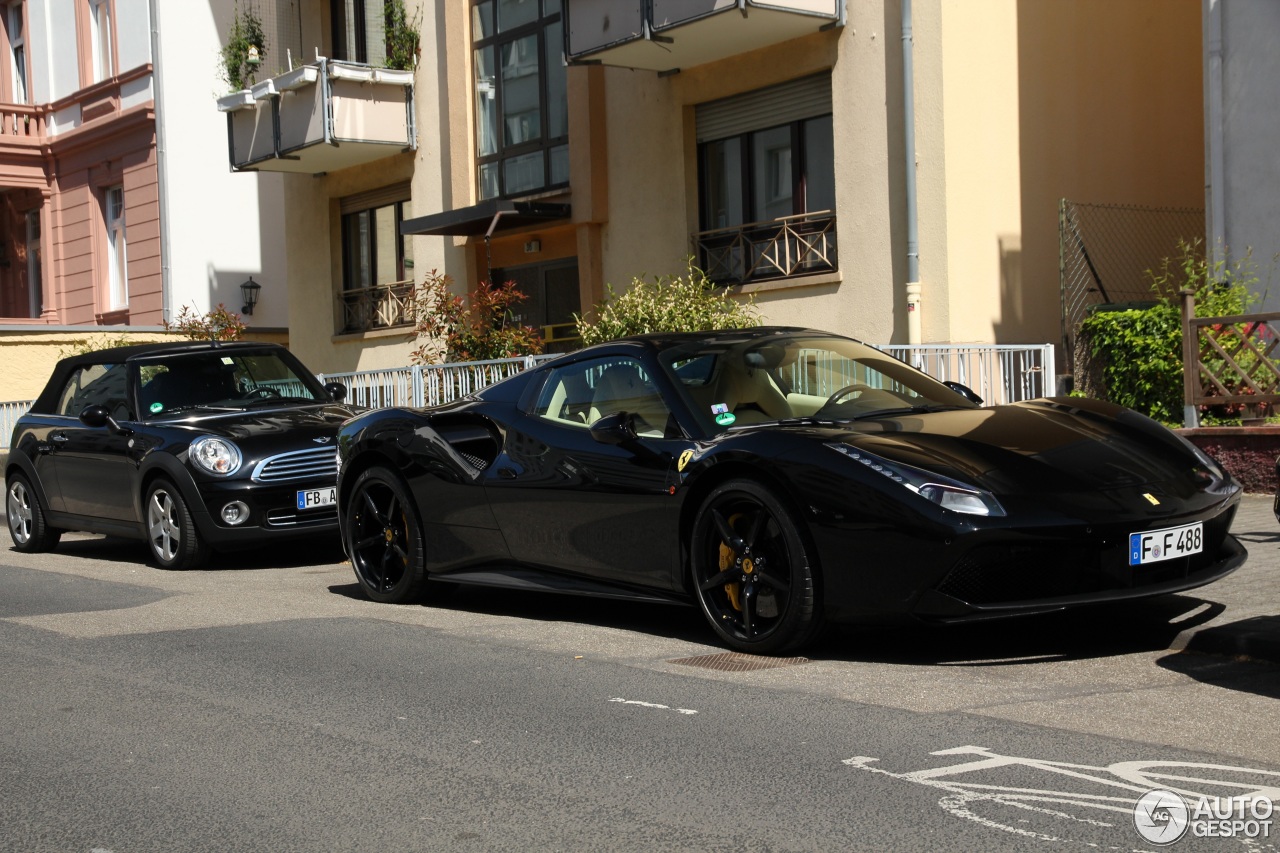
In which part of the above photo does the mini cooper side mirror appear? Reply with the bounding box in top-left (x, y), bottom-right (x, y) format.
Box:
top-left (79, 404), bottom-right (132, 435)
top-left (944, 381), bottom-right (984, 406)
top-left (324, 381), bottom-right (348, 402)
top-left (589, 411), bottom-right (639, 446)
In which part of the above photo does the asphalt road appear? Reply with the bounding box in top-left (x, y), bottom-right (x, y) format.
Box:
top-left (2, 505), bottom-right (1279, 853)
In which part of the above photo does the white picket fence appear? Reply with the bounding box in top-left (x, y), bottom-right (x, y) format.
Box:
top-left (0, 343), bottom-right (1055, 449)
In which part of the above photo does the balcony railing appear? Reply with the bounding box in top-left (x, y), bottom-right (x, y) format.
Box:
top-left (339, 280), bottom-right (414, 334)
top-left (218, 58), bottom-right (416, 174)
top-left (694, 211), bottom-right (838, 285)
top-left (565, 0), bottom-right (844, 72)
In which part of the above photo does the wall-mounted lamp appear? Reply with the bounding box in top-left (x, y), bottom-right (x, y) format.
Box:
top-left (240, 276), bottom-right (262, 316)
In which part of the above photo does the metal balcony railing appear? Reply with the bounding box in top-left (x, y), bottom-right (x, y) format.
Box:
top-left (339, 281), bottom-right (414, 334)
top-left (694, 211), bottom-right (838, 285)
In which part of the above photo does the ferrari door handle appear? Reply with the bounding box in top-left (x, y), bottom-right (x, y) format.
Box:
top-left (51, 433), bottom-right (69, 444)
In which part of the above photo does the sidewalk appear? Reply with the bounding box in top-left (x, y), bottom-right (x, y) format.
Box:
top-left (1177, 493), bottom-right (1280, 664)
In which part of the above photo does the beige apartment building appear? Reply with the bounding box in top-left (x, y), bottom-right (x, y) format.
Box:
top-left (0, 0), bottom-right (1216, 399)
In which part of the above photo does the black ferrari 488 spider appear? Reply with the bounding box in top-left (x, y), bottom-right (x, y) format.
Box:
top-left (336, 327), bottom-right (1245, 653)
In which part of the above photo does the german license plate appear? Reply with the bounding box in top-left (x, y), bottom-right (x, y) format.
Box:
top-left (1128, 522), bottom-right (1202, 566)
top-left (296, 487), bottom-right (337, 510)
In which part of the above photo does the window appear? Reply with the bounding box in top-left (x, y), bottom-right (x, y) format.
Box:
top-left (339, 190), bottom-right (413, 333)
top-left (331, 0), bottom-right (386, 65)
top-left (699, 115), bottom-right (834, 230)
top-left (89, 0), bottom-right (114, 82)
top-left (472, 0), bottom-right (568, 200)
top-left (57, 363), bottom-right (131, 420)
top-left (5, 2), bottom-right (26, 103)
top-left (104, 185), bottom-right (126, 310)
top-left (534, 357), bottom-right (672, 437)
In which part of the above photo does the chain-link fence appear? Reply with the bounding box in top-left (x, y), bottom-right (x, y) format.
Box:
top-left (1059, 199), bottom-right (1204, 364)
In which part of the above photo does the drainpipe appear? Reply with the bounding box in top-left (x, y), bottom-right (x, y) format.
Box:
top-left (902, 0), bottom-right (921, 344)
top-left (1205, 0), bottom-right (1225, 264)
top-left (149, 0), bottom-right (173, 323)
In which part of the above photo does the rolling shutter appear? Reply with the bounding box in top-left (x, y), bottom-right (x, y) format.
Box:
top-left (695, 73), bottom-right (832, 143)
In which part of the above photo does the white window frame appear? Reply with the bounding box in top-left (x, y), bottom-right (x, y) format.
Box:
top-left (6, 2), bottom-right (26, 103)
top-left (105, 185), bottom-right (127, 310)
top-left (89, 0), bottom-right (113, 82)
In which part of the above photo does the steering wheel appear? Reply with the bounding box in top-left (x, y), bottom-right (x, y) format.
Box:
top-left (823, 384), bottom-right (874, 407)
top-left (244, 386), bottom-right (281, 400)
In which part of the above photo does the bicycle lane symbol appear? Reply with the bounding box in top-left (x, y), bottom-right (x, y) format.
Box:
top-left (843, 745), bottom-right (1280, 849)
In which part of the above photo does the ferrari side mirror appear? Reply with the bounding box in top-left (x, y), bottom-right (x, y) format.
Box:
top-left (589, 411), bottom-right (639, 446)
top-left (944, 381), bottom-right (984, 406)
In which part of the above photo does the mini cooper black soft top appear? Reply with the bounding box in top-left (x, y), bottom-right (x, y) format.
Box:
top-left (6, 340), bottom-right (361, 569)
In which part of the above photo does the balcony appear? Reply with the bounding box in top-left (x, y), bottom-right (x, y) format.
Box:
top-left (565, 0), bottom-right (843, 72)
top-left (694, 211), bottom-right (837, 284)
top-left (217, 58), bottom-right (416, 174)
top-left (339, 280), bottom-right (414, 335)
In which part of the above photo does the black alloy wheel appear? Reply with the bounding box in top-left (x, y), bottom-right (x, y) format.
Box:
top-left (6, 473), bottom-right (61, 553)
top-left (346, 467), bottom-right (427, 604)
top-left (145, 478), bottom-right (210, 570)
top-left (691, 479), bottom-right (821, 654)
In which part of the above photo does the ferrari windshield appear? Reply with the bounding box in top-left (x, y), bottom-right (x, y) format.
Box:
top-left (137, 350), bottom-right (327, 417)
top-left (659, 332), bottom-right (978, 433)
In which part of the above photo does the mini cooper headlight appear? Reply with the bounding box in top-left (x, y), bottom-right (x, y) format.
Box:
top-left (190, 436), bottom-right (242, 476)
top-left (827, 443), bottom-right (1006, 517)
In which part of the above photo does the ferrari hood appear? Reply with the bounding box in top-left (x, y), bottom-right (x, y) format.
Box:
top-left (825, 401), bottom-right (1209, 497)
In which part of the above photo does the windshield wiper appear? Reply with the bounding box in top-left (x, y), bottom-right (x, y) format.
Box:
top-left (850, 404), bottom-right (962, 420)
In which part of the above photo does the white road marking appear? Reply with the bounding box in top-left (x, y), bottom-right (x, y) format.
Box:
top-left (608, 697), bottom-right (697, 715)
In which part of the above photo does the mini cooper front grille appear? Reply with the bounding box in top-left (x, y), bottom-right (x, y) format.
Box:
top-left (266, 506), bottom-right (338, 527)
top-left (252, 447), bottom-right (338, 483)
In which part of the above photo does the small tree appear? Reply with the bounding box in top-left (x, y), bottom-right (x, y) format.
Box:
top-left (384, 0), bottom-right (421, 71)
top-left (1077, 240), bottom-right (1259, 424)
top-left (410, 271), bottom-right (543, 364)
top-left (219, 2), bottom-right (266, 92)
top-left (165, 304), bottom-right (247, 342)
top-left (575, 261), bottom-right (762, 346)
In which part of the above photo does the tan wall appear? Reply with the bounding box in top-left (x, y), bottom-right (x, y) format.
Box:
top-left (1013, 0), bottom-right (1204, 348)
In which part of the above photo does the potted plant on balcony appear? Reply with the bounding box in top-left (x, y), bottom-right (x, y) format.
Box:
top-left (384, 0), bottom-right (420, 72)
top-left (215, 2), bottom-right (266, 110)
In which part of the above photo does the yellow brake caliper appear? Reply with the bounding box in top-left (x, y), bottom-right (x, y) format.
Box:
top-left (719, 513), bottom-right (744, 611)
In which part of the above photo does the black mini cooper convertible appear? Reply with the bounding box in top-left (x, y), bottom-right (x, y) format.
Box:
top-left (6, 341), bottom-right (361, 569)
top-left (336, 327), bottom-right (1246, 653)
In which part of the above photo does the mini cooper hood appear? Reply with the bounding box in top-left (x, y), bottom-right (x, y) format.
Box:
top-left (825, 400), bottom-right (1207, 496)
top-left (160, 404), bottom-right (359, 442)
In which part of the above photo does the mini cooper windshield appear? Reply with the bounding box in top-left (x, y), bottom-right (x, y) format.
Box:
top-left (135, 350), bottom-right (328, 417)
top-left (659, 333), bottom-right (979, 433)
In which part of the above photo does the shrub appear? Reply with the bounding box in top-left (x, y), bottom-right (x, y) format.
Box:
top-left (1077, 240), bottom-right (1258, 424)
top-left (219, 3), bottom-right (266, 92)
top-left (165, 304), bottom-right (247, 342)
top-left (410, 271), bottom-right (543, 364)
top-left (575, 261), bottom-right (761, 346)
top-left (384, 0), bottom-right (420, 71)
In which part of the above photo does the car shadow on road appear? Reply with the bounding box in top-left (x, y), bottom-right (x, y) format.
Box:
top-left (328, 580), bottom-right (713, 644)
top-left (46, 533), bottom-right (347, 572)
top-left (807, 595), bottom-right (1227, 666)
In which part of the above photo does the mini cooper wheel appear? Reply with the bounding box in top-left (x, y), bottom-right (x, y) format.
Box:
top-left (691, 479), bottom-right (821, 654)
top-left (145, 478), bottom-right (210, 570)
top-left (346, 467), bottom-right (427, 604)
top-left (6, 473), bottom-right (61, 552)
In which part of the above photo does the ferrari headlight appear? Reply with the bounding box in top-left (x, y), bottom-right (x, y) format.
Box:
top-left (827, 443), bottom-right (1005, 517)
top-left (190, 436), bottom-right (242, 476)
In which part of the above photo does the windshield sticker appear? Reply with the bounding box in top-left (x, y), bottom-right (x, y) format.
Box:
top-left (221, 357), bottom-right (234, 365)
top-left (710, 403), bottom-right (729, 415)
top-left (715, 412), bottom-right (736, 426)
top-left (149, 402), bottom-right (164, 413)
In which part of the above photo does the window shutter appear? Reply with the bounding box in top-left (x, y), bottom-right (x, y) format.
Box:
top-left (695, 74), bottom-right (833, 143)
top-left (339, 183), bottom-right (412, 214)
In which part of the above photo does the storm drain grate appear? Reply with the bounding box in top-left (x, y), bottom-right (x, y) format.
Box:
top-left (668, 652), bottom-right (811, 672)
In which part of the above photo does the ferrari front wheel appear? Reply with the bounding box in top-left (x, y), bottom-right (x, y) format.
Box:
top-left (691, 479), bottom-right (821, 654)
top-left (346, 467), bottom-right (427, 604)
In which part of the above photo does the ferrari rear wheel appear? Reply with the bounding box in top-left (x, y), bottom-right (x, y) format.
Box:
top-left (347, 467), bottom-right (427, 604)
top-left (691, 479), bottom-right (821, 654)
top-left (7, 473), bottom-right (61, 553)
